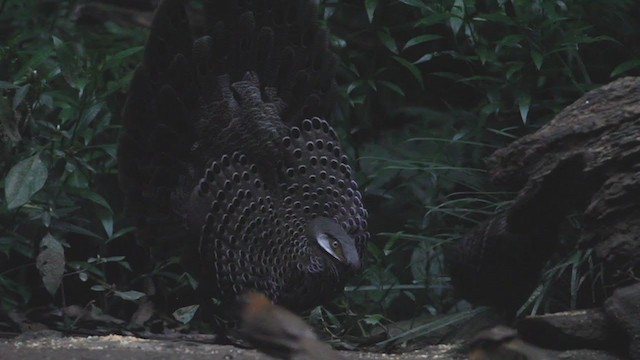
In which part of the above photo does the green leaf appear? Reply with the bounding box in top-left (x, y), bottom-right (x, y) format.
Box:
top-left (12, 84), bottom-right (30, 110)
top-left (367, 240), bottom-right (383, 262)
top-left (16, 47), bottom-right (54, 80)
top-left (475, 47), bottom-right (494, 65)
top-left (531, 50), bottom-right (543, 70)
top-left (5, 153), bottom-right (48, 209)
top-left (181, 272), bottom-right (199, 290)
top-left (114, 290), bottom-right (146, 301)
top-left (0, 236), bottom-right (32, 258)
top-left (52, 36), bottom-right (83, 91)
top-left (403, 34), bottom-right (442, 50)
top-left (117, 261), bottom-right (132, 272)
top-left (517, 94), bottom-right (531, 124)
top-left (378, 80), bottom-right (405, 97)
top-left (567, 34), bottom-right (617, 46)
top-left (414, 13), bottom-right (450, 27)
top-left (39, 94), bottom-right (54, 108)
top-left (392, 56), bottom-right (424, 89)
top-left (449, 0), bottom-right (465, 35)
top-left (0, 81), bottom-right (19, 90)
top-left (104, 256), bottom-right (126, 262)
top-left (173, 304), bottom-right (200, 324)
top-left (104, 46), bottom-right (144, 69)
top-left (474, 13), bottom-right (515, 25)
top-left (399, 0), bottom-right (427, 9)
top-left (52, 221), bottom-right (103, 240)
top-left (36, 234), bottom-right (65, 296)
top-left (88, 144), bottom-right (118, 160)
top-left (96, 205), bottom-right (113, 238)
top-left (610, 59), bottom-right (640, 78)
top-left (365, 0), bottom-right (378, 23)
top-left (67, 187), bottom-right (112, 212)
top-left (88, 256), bottom-right (125, 264)
top-left (378, 28), bottom-right (398, 54)
top-left (77, 102), bottom-right (104, 133)
top-left (363, 314), bottom-right (384, 325)
top-left (505, 62), bottom-right (524, 79)
top-left (107, 226), bottom-right (136, 243)
top-left (415, 52), bottom-right (435, 64)
top-left (497, 34), bottom-right (525, 48)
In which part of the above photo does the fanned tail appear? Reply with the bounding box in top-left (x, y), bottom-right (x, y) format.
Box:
top-left (118, 0), bottom-right (195, 254)
top-left (118, 0), bottom-right (367, 317)
top-left (118, 0), bottom-right (338, 255)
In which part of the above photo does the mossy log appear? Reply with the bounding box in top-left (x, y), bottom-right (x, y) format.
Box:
top-left (487, 76), bottom-right (640, 290)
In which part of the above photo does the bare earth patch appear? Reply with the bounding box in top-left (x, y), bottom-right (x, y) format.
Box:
top-left (0, 332), bottom-right (464, 360)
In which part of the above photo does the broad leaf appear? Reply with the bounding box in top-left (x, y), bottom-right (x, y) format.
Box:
top-left (365, 0), bottom-right (378, 23)
top-left (36, 234), bottom-right (65, 296)
top-left (5, 153), bottom-right (48, 209)
top-left (114, 290), bottom-right (146, 301)
top-left (518, 94), bottom-right (532, 124)
top-left (12, 84), bottom-right (30, 110)
top-left (173, 304), bottom-right (200, 324)
top-left (611, 59), bottom-right (640, 78)
top-left (403, 34), bottom-right (442, 50)
top-left (393, 56), bottom-right (424, 89)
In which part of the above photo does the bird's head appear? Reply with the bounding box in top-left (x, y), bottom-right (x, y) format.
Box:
top-left (307, 217), bottom-right (361, 270)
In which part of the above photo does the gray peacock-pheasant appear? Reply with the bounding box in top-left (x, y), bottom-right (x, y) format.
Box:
top-left (117, 0), bottom-right (369, 314)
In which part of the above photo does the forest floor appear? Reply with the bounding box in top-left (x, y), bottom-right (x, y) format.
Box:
top-left (0, 331), bottom-right (625, 360)
top-left (0, 332), bottom-right (463, 360)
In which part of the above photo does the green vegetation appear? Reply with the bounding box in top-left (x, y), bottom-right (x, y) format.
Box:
top-left (1, 0), bottom-right (639, 346)
top-left (0, 0), bottom-right (148, 327)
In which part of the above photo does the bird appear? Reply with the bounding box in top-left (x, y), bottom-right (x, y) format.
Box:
top-left (447, 155), bottom-right (587, 317)
top-left (467, 326), bottom-right (557, 360)
top-left (240, 291), bottom-right (345, 360)
top-left (446, 211), bottom-right (554, 317)
top-left (116, 0), bottom-right (369, 317)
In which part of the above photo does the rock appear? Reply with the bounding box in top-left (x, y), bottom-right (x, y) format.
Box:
top-left (516, 309), bottom-right (622, 351)
top-left (447, 156), bottom-right (588, 315)
top-left (484, 76), bottom-right (640, 292)
top-left (450, 77), bottom-right (640, 314)
top-left (487, 77), bottom-right (640, 190)
top-left (582, 171), bottom-right (640, 289)
top-left (557, 349), bottom-right (625, 360)
top-left (604, 282), bottom-right (640, 360)
top-left (13, 329), bottom-right (63, 341)
top-left (467, 325), bottom-right (558, 359)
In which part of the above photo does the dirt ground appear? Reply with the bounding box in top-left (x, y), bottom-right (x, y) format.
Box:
top-left (0, 332), bottom-right (464, 360)
top-left (0, 330), bottom-right (624, 360)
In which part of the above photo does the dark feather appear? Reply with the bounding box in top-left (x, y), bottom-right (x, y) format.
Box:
top-left (118, 0), bottom-right (368, 315)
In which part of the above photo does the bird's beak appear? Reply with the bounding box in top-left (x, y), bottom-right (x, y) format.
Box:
top-left (345, 239), bottom-right (361, 271)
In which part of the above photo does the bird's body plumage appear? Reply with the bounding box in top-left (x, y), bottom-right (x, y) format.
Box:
top-left (118, 0), bottom-right (368, 314)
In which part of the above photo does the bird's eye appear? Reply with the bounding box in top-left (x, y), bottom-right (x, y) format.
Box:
top-left (332, 241), bottom-right (339, 248)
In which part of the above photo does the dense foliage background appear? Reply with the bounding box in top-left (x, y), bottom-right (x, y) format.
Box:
top-left (1, 0), bottom-right (639, 346)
